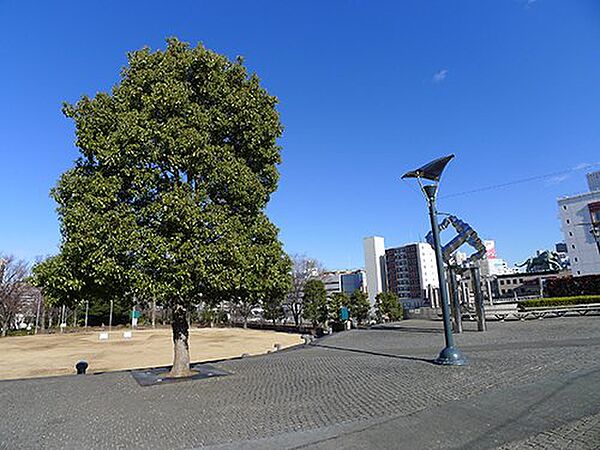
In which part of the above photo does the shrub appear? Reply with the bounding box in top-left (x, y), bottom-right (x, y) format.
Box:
top-left (519, 295), bottom-right (600, 310)
top-left (545, 275), bottom-right (600, 297)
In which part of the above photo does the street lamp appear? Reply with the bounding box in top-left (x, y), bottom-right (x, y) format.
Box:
top-left (402, 154), bottom-right (467, 366)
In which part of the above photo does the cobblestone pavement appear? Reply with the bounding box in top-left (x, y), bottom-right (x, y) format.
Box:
top-left (1, 316), bottom-right (599, 449)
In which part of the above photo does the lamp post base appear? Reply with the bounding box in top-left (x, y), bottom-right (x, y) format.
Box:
top-left (434, 346), bottom-right (468, 366)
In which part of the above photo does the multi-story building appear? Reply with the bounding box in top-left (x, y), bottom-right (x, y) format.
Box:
top-left (384, 243), bottom-right (438, 306)
top-left (477, 258), bottom-right (513, 277)
top-left (492, 271), bottom-right (567, 299)
top-left (363, 236), bottom-right (387, 307)
top-left (587, 170), bottom-right (600, 192)
top-left (320, 270), bottom-right (366, 297)
top-left (557, 172), bottom-right (600, 276)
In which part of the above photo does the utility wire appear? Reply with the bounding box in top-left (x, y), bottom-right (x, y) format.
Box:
top-left (439, 163), bottom-right (600, 200)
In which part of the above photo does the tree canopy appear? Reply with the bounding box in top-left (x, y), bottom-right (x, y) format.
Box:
top-left (40, 38), bottom-right (291, 376)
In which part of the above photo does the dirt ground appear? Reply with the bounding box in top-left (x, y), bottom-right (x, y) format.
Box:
top-left (0, 327), bottom-right (302, 380)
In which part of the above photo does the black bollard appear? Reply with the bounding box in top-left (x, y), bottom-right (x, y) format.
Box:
top-left (470, 267), bottom-right (487, 332)
top-left (75, 360), bottom-right (88, 375)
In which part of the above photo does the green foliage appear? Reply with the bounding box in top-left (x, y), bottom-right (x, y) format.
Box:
top-left (519, 295), bottom-right (600, 309)
top-left (303, 279), bottom-right (328, 327)
top-left (30, 255), bottom-right (83, 308)
top-left (545, 275), bottom-right (600, 297)
top-left (348, 290), bottom-right (370, 323)
top-left (86, 297), bottom-right (130, 326)
top-left (44, 38), bottom-right (291, 319)
top-left (328, 291), bottom-right (349, 322)
top-left (375, 292), bottom-right (403, 322)
top-left (262, 293), bottom-right (285, 325)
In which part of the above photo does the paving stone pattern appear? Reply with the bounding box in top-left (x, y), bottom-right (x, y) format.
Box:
top-left (1, 316), bottom-right (599, 449)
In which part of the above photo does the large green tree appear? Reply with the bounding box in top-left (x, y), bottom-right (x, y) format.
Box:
top-left (51, 38), bottom-right (290, 377)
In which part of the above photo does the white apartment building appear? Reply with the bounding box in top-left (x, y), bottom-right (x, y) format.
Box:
top-left (557, 172), bottom-right (600, 276)
top-left (384, 243), bottom-right (438, 303)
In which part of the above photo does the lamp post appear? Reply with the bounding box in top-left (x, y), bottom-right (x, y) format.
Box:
top-left (402, 155), bottom-right (467, 366)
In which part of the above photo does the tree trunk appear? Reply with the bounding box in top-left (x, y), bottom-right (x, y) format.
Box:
top-left (168, 304), bottom-right (193, 378)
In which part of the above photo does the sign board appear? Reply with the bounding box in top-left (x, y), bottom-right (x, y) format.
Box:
top-left (340, 306), bottom-right (349, 321)
top-left (99, 332), bottom-right (109, 341)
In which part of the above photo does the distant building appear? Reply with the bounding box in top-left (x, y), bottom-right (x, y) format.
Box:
top-left (555, 242), bottom-right (570, 269)
top-left (555, 242), bottom-right (568, 253)
top-left (477, 258), bottom-right (513, 277)
top-left (587, 170), bottom-right (600, 192)
top-left (557, 172), bottom-right (600, 276)
top-left (484, 240), bottom-right (497, 259)
top-left (384, 243), bottom-right (438, 307)
top-left (363, 236), bottom-right (387, 307)
top-left (320, 270), bottom-right (366, 297)
top-left (492, 271), bottom-right (567, 299)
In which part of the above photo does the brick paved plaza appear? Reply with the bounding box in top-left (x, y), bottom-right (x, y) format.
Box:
top-left (1, 316), bottom-right (599, 449)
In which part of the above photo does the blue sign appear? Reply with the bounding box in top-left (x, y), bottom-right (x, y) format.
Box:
top-left (340, 306), bottom-right (349, 321)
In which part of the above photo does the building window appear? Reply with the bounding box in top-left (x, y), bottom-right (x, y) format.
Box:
top-left (500, 280), bottom-right (504, 285)
top-left (519, 278), bottom-right (523, 283)
top-left (577, 270), bottom-right (581, 275)
top-left (572, 244), bottom-right (576, 249)
top-left (569, 231), bottom-right (573, 237)
top-left (566, 219), bottom-right (570, 224)
top-left (575, 257), bottom-right (578, 262)
top-left (563, 205), bottom-right (567, 210)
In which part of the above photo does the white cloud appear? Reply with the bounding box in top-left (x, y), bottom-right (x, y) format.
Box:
top-left (432, 69), bottom-right (448, 83)
top-left (545, 174), bottom-right (570, 186)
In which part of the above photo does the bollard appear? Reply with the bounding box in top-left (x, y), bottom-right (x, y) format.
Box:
top-left (448, 267), bottom-right (462, 333)
top-left (471, 266), bottom-right (487, 332)
top-left (75, 360), bottom-right (88, 375)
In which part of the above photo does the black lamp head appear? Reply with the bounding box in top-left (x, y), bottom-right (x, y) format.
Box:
top-left (401, 154), bottom-right (455, 182)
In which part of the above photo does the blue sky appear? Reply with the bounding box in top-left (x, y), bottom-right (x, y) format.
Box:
top-left (1, 0), bottom-right (599, 270)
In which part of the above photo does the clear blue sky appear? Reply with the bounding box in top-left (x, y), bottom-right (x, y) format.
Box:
top-left (1, 0), bottom-right (600, 270)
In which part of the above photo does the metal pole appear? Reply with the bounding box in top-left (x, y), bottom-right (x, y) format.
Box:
top-left (61, 304), bottom-right (66, 332)
top-left (84, 300), bottom-right (89, 329)
top-left (471, 266), bottom-right (486, 332)
top-left (152, 297), bottom-right (156, 329)
top-left (486, 278), bottom-right (494, 305)
top-left (424, 184), bottom-right (467, 365)
top-left (109, 299), bottom-right (113, 332)
top-left (448, 267), bottom-right (462, 333)
top-left (34, 295), bottom-right (41, 335)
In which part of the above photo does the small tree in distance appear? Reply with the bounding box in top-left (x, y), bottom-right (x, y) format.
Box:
top-left (286, 254), bottom-right (324, 327)
top-left (349, 290), bottom-right (370, 324)
top-left (328, 291), bottom-right (349, 324)
top-left (0, 255), bottom-right (30, 337)
top-left (263, 292), bottom-right (285, 326)
top-left (303, 279), bottom-right (327, 328)
top-left (375, 292), bottom-right (403, 323)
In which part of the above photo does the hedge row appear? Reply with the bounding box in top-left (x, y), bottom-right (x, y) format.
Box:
top-left (519, 295), bottom-right (600, 309)
top-left (545, 275), bottom-right (600, 297)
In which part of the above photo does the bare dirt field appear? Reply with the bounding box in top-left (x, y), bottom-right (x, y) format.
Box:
top-left (0, 327), bottom-right (302, 380)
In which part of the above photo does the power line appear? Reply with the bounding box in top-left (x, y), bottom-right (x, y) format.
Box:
top-left (439, 163), bottom-right (600, 200)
